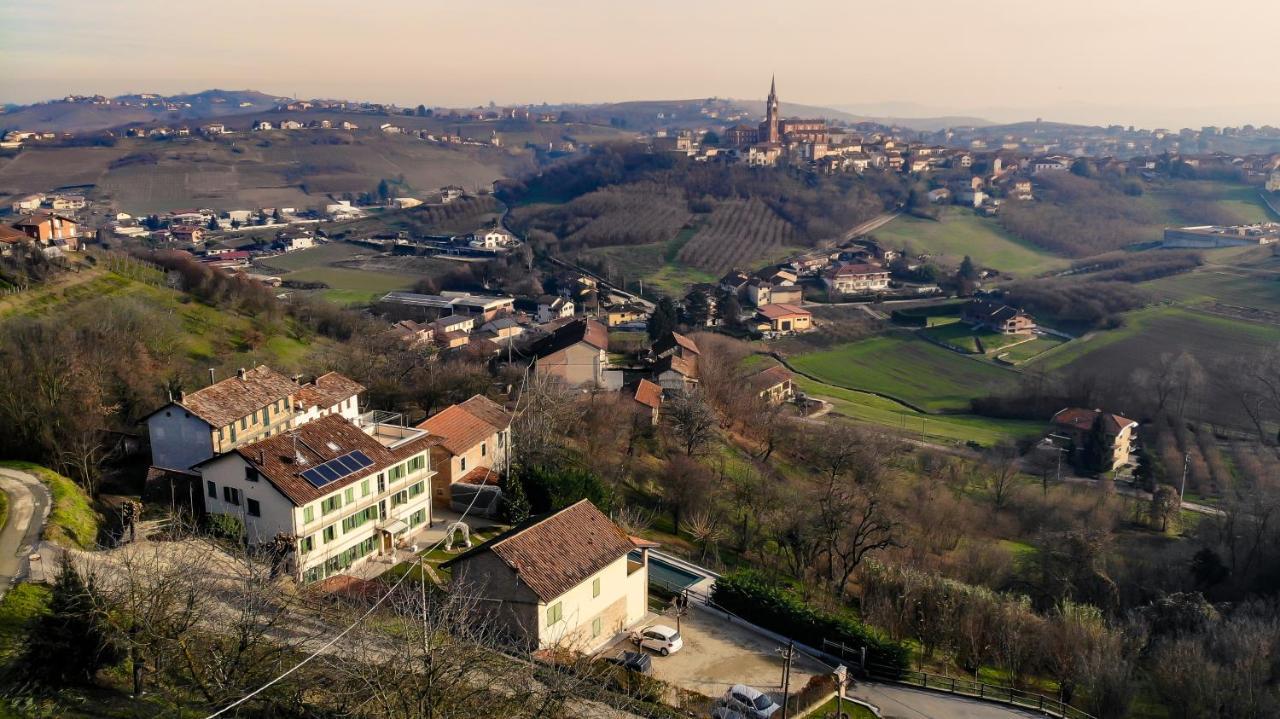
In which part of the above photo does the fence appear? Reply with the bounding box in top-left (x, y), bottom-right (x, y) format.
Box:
top-left (858, 657), bottom-right (1095, 719)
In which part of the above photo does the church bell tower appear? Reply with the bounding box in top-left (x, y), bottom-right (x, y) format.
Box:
top-left (764, 75), bottom-right (780, 143)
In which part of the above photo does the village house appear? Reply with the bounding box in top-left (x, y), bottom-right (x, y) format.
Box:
top-left (528, 318), bottom-right (611, 388)
top-left (0, 225), bottom-right (29, 256)
top-left (169, 224), bottom-right (205, 245)
top-left (143, 365), bottom-right (363, 471)
top-left (198, 413), bottom-right (436, 583)
top-left (823, 263), bottom-right (890, 294)
top-left (416, 395), bottom-right (512, 505)
top-left (9, 194), bottom-right (45, 214)
top-left (603, 303), bottom-right (649, 328)
top-left (961, 299), bottom-right (1036, 335)
top-left (755, 303), bottom-right (813, 333)
top-left (391, 319), bottom-right (435, 347)
top-left (442, 500), bottom-right (650, 653)
top-left (748, 365), bottom-right (795, 404)
top-left (469, 227), bottom-right (518, 249)
top-left (655, 354), bottom-right (698, 394)
top-left (629, 379), bottom-right (663, 425)
top-left (745, 279), bottom-right (803, 307)
top-left (1051, 408), bottom-right (1139, 472)
top-left (12, 212), bottom-right (80, 251)
top-left (520, 295), bottom-right (574, 323)
top-left (650, 331), bottom-right (700, 361)
top-left (275, 227), bottom-right (314, 252)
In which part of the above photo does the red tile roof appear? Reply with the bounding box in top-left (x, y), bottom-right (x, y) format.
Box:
top-left (748, 365), bottom-right (793, 393)
top-left (756, 303), bottom-right (811, 320)
top-left (417, 394), bottom-right (511, 456)
top-left (294, 372), bottom-right (364, 411)
top-left (442, 500), bottom-right (636, 603)
top-left (826, 263), bottom-right (887, 278)
top-left (456, 465), bottom-right (501, 486)
top-left (1052, 407), bottom-right (1137, 435)
top-left (633, 379), bottom-right (663, 409)
top-left (172, 365), bottom-right (299, 428)
top-left (229, 414), bottom-right (436, 506)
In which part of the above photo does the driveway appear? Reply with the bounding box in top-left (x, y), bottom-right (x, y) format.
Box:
top-left (0, 466), bottom-right (52, 598)
top-left (601, 606), bottom-right (826, 706)
top-left (853, 682), bottom-right (1043, 719)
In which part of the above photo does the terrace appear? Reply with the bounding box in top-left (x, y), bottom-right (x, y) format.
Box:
top-left (356, 410), bottom-right (427, 448)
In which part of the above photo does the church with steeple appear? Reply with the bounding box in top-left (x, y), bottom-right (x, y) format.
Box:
top-left (723, 76), bottom-right (829, 154)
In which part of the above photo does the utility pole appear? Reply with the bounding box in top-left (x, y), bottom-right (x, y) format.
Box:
top-left (1179, 451), bottom-right (1190, 501)
top-left (779, 641), bottom-right (796, 719)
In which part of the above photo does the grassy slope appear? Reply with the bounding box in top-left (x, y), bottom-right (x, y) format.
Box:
top-left (0, 583), bottom-right (50, 664)
top-left (580, 228), bottom-right (718, 297)
top-left (0, 491), bottom-right (7, 533)
top-left (798, 378), bottom-right (1043, 447)
top-left (872, 207), bottom-right (1068, 277)
top-left (789, 333), bottom-right (1020, 412)
top-left (0, 462), bottom-right (99, 549)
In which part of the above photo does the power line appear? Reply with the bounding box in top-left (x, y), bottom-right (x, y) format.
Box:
top-left (205, 373), bottom-right (529, 718)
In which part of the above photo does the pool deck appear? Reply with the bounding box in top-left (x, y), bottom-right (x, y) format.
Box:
top-left (649, 551), bottom-right (717, 595)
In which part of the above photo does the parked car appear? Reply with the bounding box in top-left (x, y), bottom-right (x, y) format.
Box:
top-left (630, 624), bottom-right (683, 656)
top-left (720, 684), bottom-right (781, 719)
top-left (604, 649), bottom-right (653, 674)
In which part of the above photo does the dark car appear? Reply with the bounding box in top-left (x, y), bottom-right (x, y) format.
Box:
top-left (604, 649), bottom-right (653, 674)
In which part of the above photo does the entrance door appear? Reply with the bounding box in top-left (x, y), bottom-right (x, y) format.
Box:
top-left (380, 530), bottom-right (393, 554)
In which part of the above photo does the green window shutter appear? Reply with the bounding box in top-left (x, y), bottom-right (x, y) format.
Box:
top-left (593, 577), bottom-right (600, 598)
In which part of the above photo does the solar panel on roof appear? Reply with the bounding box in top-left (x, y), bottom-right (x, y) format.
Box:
top-left (299, 451), bottom-right (376, 489)
top-left (315, 465), bottom-right (340, 482)
top-left (300, 468), bottom-right (328, 488)
top-left (334, 454), bottom-right (361, 474)
top-left (352, 451), bottom-right (373, 468)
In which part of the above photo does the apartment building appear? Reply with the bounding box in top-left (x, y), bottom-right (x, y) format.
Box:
top-left (198, 413), bottom-right (436, 583)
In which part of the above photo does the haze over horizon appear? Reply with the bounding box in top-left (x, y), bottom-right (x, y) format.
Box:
top-left (2, 0), bottom-right (1277, 130)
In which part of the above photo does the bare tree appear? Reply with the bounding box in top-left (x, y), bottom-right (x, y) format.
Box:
top-left (664, 390), bottom-right (718, 457)
top-left (982, 442), bottom-right (1022, 511)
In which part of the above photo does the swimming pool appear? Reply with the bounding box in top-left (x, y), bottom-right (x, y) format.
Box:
top-left (638, 552), bottom-right (704, 591)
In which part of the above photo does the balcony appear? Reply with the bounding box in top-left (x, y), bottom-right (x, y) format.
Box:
top-left (356, 410), bottom-right (427, 448)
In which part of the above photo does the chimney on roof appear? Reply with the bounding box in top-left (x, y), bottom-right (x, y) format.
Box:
top-left (237, 367), bottom-right (247, 380)
top-left (208, 368), bottom-right (216, 386)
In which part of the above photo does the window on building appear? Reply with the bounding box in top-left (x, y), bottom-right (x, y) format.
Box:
top-left (241, 417), bottom-right (248, 430)
top-left (344, 487), bottom-right (355, 504)
top-left (389, 463), bottom-right (407, 482)
top-left (361, 479), bottom-right (370, 497)
top-left (321, 495), bottom-right (342, 514)
top-left (481, 442), bottom-right (487, 458)
top-left (322, 525), bottom-right (336, 543)
top-left (377, 474), bottom-right (386, 493)
top-left (229, 424), bottom-right (237, 443)
top-left (593, 577), bottom-right (601, 598)
top-left (408, 481), bottom-right (424, 498)
top-left (460, 456), bottom-right (466, 472)
top-left (391, 490), bottom-right (408, 508)
top-left (498, 430), bottom-right (505, 448)
top-left (546, 602), bottom-right (563, 625)
top-left (245, 466), bottom-right (259, 482)
top-left (218, 427), bottom-right (225, 443)
top-left (206, 480), bottom-right (217, 498)
top-left (407, 455), bottom-right (425, 473)
top-left (592, 617), bottom-right (602, 638)
top-left (299, 535), bottom-right (314, 554)
top-left (303, 505), bottom-right (314, 523)
top-left (223, 486), bottom-right (240, 506)
top-left (247, 498), bottom-right (261, 517)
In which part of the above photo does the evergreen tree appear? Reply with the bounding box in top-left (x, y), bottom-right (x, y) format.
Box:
top-left (647, 296), bottom-right (678, 341)
top-left (23, 554), bottom-right (118, 686)
top-left (377, 179), bottom-right (392, 203)
top-left (501, 471), bottom-right (531, 525)
top-left (684, 291), bottom-right (711, 327)
top-left (206, 216), bottom-right (219, 231)
top-left (958, 255), bottom-right (978, 280)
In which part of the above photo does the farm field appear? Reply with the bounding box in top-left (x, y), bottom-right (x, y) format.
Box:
top-left (795, 378), bottom-right (1043, 447)
top-left (919, 321), bottom-right (1026, 354)
top-left (1036, 305), bottom-right (1280, 427)
top-left (0, 134), bottom-right (517, 214)
top-left (788, 333), bottom-right (1020, 412)
top-left (1142, 249), bottom-right (1280, 319)
top-left (871, 207), bottom-right (1068, 277)
top-left (579, 227), bottom-right (717, 297)
top-left (1142, 181), bottom-right (1277, 227)
top-left (995, 335), bottom-right (1068, 364)
top-left (254, 242), bottom-right (433, 304)
top-left (676, 198), bottom-right (803, 275)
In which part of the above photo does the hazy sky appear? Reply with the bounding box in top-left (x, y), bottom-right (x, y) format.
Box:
top-left (3, 0), bottom-right (1278, 128)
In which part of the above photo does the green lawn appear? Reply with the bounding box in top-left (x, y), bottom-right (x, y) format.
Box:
top-left (281, 266), bottom-right (419, 293)
top-left (995, 335), bottom-right (1067, 364)
top-left (254, 240), bottom-right (378, 272)
top-left (872, 207), bottom-right (1068, 277)
top-left (790, 334), bottom-right (1020, 412)
top-left (580, 237), bottom-right (718, 297)
top-left (808, 696), bottom-right (877, 719)
top-left (0, 583), bottom-right (50, 665)
top-left (0, 462), bottom-right (99, 549)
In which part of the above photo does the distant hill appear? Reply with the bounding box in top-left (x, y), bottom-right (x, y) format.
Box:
top-left (0, 89), bottom-right (284, 133)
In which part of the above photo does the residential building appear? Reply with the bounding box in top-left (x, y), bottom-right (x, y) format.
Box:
top-left (379, 291), bottom-right (515, 322)
top-left (1051, 408), bottom-right (1139, 472)
top-left (170, 224), bottom-right (205, 245)
top-left (528, 318), bottom-right (610, 388)
top-left (198, 413), bottom-right (436, 583)
top-left (12, 212), bottom-right (80, 250)
top-left (655, 354), bottom-right (698, 394)
top-left (9, 194), bottom-right (45, 214)
top-left (961, 300), bottom-right (1036, 335)
top-left (417, 395), bottom-right (512, 505)
top-left (748, 365), bottom-right (795, 404)
top-left (391, 319), bottom-right (435, 346)
top-left (630, 379), bottom-right (663, 425)
top-left (536, 296), bottom-right (574, 323)
top-left (604, 304), bottom-right (648, 328)
top-left (46, 194), bottom-right (86, 211)
top-left (823, 263), bottom-right (891, 294)
top-left (650, 331), bottom-right (700, 361)
top-left (755, 303), bottom-right (812, 333)
top-left (470, 227), bottom-right (517, 249)
top-left (143, 366), bottom-right (363, 471)
top-left (442, 500), bottom-right (650, 653)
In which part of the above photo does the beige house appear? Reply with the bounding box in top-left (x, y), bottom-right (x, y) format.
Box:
top-left (443, 500), bottom-right (650, 653)
top-left (823, 263), bottom-right (890, 294)
top-left (529, 318), bottom-right (610, 388)
top-left (417, 395), bottom-right (512, 505)
top-left (755, 303), bottom-right (813, 333)
top-left (1052, 407), bottom-right (1139, 472)
top-left (748, 365), bottom-right (795, 404)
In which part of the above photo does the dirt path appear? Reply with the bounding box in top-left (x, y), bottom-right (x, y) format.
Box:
top-left (0, 467), bottom-right (52, 598)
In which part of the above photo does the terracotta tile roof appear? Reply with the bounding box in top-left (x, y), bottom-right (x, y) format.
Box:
top-left (1052, 408), bottom-right (1135, 435)
top-left (528, 318), bottom-right (608, 359)
top-left (442, 500), bottom-right (636, 603)
top-left (416, 394), bottom-right (511, 456)
top-left (756, 303), bottom-right (811, 320)
top-left (229, 414), bottom-right (436, 506)
top-left (633, 379), bottom-right (662, 409)
top-left (176, 365), bottom-right (299, 428)
top-left (456, 465), bottom-right (501, 486)
top-left (294, 372), bottom-right (364, 411)
top-left (826, 262), bottom-right (887, 278)
top-left (653, 331), bottom-right (700, 357)
top-left (657, 354), bottom-right (698, 379)
top-left (0, 225), bottom-right (28, 244)
top-left (748, 365), bottom-right (793, 393)
top-left (1101, 413), bottom-right (1137, 434)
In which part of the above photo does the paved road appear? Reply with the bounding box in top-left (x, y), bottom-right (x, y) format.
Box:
top-left (842, 210), bottom-right (902, 241)
top-left (0, 467), bottom-right (52, 598)
top-left (853, 682), bottom-right (1043, 719)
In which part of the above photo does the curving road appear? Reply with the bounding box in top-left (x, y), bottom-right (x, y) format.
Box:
top-left (0, 467), bottom-right (52, 598)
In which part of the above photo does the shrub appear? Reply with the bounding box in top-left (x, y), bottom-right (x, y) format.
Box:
top-left (207, 513), bottom-right (245, 543)
top-left (711, 570), bottom-right (909, 674)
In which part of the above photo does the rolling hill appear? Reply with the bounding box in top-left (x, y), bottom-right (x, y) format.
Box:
top-left (0, 90), bottom-right (284, 133)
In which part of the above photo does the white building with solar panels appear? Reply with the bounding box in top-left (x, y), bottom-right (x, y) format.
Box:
top-left (197, 413), bottom-right (438, 583)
